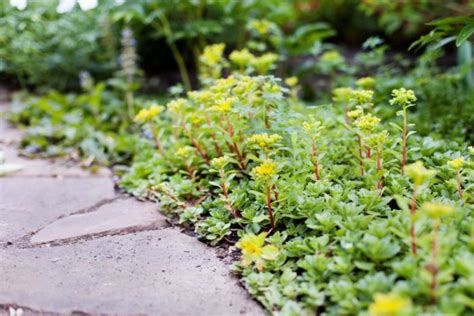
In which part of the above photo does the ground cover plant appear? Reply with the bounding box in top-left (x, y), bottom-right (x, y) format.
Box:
top-left (2, 1), bottom-right (474, 315)
top-left (119, 47), bottom-right (474, 315)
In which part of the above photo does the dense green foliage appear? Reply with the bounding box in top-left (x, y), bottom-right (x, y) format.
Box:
top-left (2, 1), bottom-right (474, 315)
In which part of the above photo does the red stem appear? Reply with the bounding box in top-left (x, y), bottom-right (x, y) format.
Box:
top-left (377, 147), bottom-right (383, 190)
top-left (457, 170), bottom-right (464, 205)
top-left (312, 141), bottom-right (321, 180)
top-left (266, 183), bottom-right (275, 232)
top-left (357, 135), bottom-right (364, 176)
top-left (430, 224), bottom-right (439, 304)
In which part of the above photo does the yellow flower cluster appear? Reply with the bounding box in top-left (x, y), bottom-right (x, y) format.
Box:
top-left (248, 19), bottom-right (272, 36)
top-left (252, 160), bottom-right (277, 178)
top-left (199, 43), bottom-right (225, 67)
top-left (368, 293), bottom-right (411, 316)
top-left (134, 104), bottom-right (164, 123)
top-left (367, 130), bottom-right (389, 148)
top-left (211, 156), bottom-right (229, 169)
top-left (405, 161), bottom-right (437, 187)
top-left (348, 107), bottom-right (363, 119)
top-left (447, 157), bottom-right (464, 170)
top-left (285, 76), bottom-right (298, 87)
top-left (390, 88), bottom-right (417, 107)
top-left (332, 87), bottom-right (353, 103)
top-left (247, 133), bottom-right (282, 149)
top-left (229, 49), bottom-right (254, 68)
top-left (421, 202), bottom-right (454, 219)
top-left (252, 53), bottom-right (278, 74)
top-left (320, 50), bottom-right (344, 64)
top-left (302, 120), bottom-right (323, 135)
top-left (354, 113), bottom-right (381, 133)
top-left (356, 76), bottom-right (375, 89)
top-left (211, 97), bottom-right (235, 113)
top-left (351, 89), bottom-right (374, 105)
top-left (167, 98), bottom-right (187, 114)
top-left (236, 232), bottom-right (279, 270)
top-left (176, 146), bottom-right (193, 158)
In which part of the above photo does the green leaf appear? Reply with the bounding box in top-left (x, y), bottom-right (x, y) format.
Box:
top-left (456, 23), bottom-right (474, 47)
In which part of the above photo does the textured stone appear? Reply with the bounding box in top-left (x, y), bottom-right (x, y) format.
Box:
top-left (0, 177), bottom-right (116, 243)
top-left (0, 146), bottom-right (112, 178)
top-left (0, 229), bottom-right (264, 315)
top-left (31, 198), bottom-right (166, 244)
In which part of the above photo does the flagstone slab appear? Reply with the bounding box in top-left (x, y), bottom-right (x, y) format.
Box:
top-left (0, 177), bottom-right (116, 243)
top-left (31, 198), bottom-right (166, 245)
top-left (0, 229), bottom-right (264, 315)
top-left (0, 146), bottom-right (112, 178)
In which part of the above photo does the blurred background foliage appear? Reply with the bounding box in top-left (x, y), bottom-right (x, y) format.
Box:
top-left (1, 0), bottom-right (473, 91)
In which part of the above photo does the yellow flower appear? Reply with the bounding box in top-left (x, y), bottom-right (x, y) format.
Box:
top-left (176, 146), bottom-right (193, 158)
top-left (212, 97), bottom-right (235, 113)
top-left (390, 88), bottom-right (417, 108)
top-left (236, 232), bottom-right (279, 270)
top-left (351, 89), bottom-right (374, 105)
top-left (447, 157), bottom-right (464, 170)
top-left (347, 108), bottom-right (363, 119)
top-left (189, 113), bottom-right (204, 126)
top-left (320, 50), bottom-right (344, 64)
top-left (421, 202), bottom-right (454, 219)
top-left (167, 98), bottom-right (187, 114)
top-left (368, 293), bottom-right (411, 316)
top-left (405, 161), bottom-right (437, 187)
top-left (332, 87), bottom-right (353, 103)
top-left (247, 133), bottom-right (282, 149)
top-left (211, 156), bottom-right (229, 169)
top-left (134, 104), bottom-right (164, 123)
top-left (302, 120), bottom-right (323, 136)
top-left (468, 146), bottom-right (474, 155)
top-left (229, 48), bottom-right (254, 68)
top-left (285, 76), bottom-right (298, 87)
top-left (199, 43), bottom-right (225, 67)
top-left (248, 19), bottom-right (272, 35)
top-left (367, 130), bottom-right (389, 148)
top-left (354, 113), bottom-right (381, 133)
top-left (356, 77), bottom-right (375, 89)
top-left (252, 160), bottom-right (277, 178)
top-left (251, 53), bottom-right (279, 74)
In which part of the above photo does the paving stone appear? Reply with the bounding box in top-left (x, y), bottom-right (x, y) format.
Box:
top-left (0, 146), bottom-right (112, 178)
top-left (31, 198), bottom-right (166, 245)
top-left (0, 177), bottom-right (116, 243)
top-left (0, 229), bottom-right (264, 315)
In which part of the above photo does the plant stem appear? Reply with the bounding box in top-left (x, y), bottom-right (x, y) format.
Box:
top-left (376, 147), bottom-right (383, 190)
top-left (401, 107), bottom-right (407, 175)
top-left (357, 135), bottom-right (364, 176)
top-left (409, 187), bottom-right (418, 256)
top-left (266, 182), bottom-right (275, 232)
top-left (456, 170), bottom-right (464, 205)
top-left (344, 105), bottom-right (349, 125)
top-left (156, 14), bottom-right (192, 92)
top-left (311, 140), bottom-right (321, 180)
top-left (220, 169), bottom-right (239, 218)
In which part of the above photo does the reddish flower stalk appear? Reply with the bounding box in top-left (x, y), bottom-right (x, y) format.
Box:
top-left (265, 107), bottom-right (271, 129)
top-left (182, 123), bottom-right (210, 165)
top-left (409, 188), bottom-right (418, 256)
top-left (366, 146), bottom-right (371, 159)
top-left (376, 147), bottom-right (383, 190)
top-left (266, 183), bottom-right (275, 232)
top-left (357, 135), bottom-right (364, 176)
top-left (456, 170), bottom-right (464, 205)
top-left (344, 106), bottom-right (349, 125)
top-left (311, 141), bottom-right (321, 180)
top-left (219, 169), bottom-right (239, 218)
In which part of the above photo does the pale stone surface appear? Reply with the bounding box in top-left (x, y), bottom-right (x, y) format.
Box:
top-left (0, 146), bottom-right (112, 178)
top-left (0, 229), bottom-right (264, 315)
top-left (31, 198), bottom-right (166, 244)
top-left (0, 177), bottom-right (116, 243)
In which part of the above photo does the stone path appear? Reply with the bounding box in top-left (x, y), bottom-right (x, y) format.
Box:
top-left (0, 89), bottom-right (263, 316)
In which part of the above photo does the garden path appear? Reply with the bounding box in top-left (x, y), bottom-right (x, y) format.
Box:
top-left (0, 88), bottom-right (263, 316)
